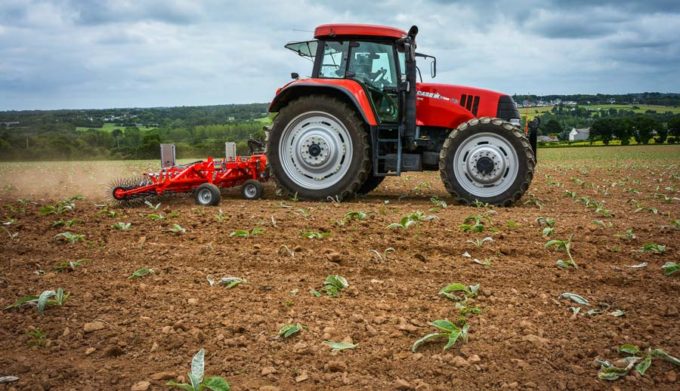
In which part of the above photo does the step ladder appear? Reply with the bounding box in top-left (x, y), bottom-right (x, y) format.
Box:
top-left (372, 125), bottom-right (402, 176)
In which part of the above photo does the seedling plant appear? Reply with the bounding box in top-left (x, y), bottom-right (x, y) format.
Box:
top-left (597, 344), bottom-right (680, 381)
top-left (229, 227), bottom-right (264, 238)
top-left (412, 319), bottom-right (469, 352)
top-left (279, 323), bottom-right (305, 339)
top-left (167, 348), bottom-right (230, 391)
top-left (546, 236), bottom-right (577, 269)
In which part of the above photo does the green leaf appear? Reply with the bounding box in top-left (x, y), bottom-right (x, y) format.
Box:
top-left (309, 289), bottom-right (321, 297)
top-left (443, 329), bottom-right (461, 351)
top-left (229, 229), bottom-right (249, 238)
top-left (191, 349), bottom-right (205, 385)
top-left (323, 340), bottom-right (357, 351)
top-left (559, 292), bottom-right (590, 306)
top-left (662, 262), bottom-right (679, 276)
top-left (219, 277), bottom-right (244, 288)
top-left (411, 332), bottom-right (445, 352)
top-left (279, 323), bottom-right (304, 339)
top-left (635, 355), bottom-right (652, 376)
top-left (431, 319), bottom-right (456, 333)
top-left (651, 349), bottom-right (680, 366)
top-left (37, 290), bottom-right (56, 314)
top-left (4, 295), bottom-right (39, 310)
top-left (129, 267), bottom-right (154, 279)
top-left (166, 381), bottom-right (195, 391)
top-left (598, 366), bottom-right (630, 381)
top-left (619, 344), bottom-right (640, 355)
top-left (203, 376), bottom-right (231, 391)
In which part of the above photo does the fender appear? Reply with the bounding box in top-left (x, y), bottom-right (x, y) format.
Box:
top-left (269, 79), bottom-right (378, 126)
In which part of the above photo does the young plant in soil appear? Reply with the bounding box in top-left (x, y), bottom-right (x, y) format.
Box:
top-left (229, 227), bottom-right (264, 238)
top-left (301, 230), bottom-right (330, 239)
top-left (545, 236), bottom-right (577, 269)
top-left (429, 196), bottom-right (448, 212)
top-left (615, 228), bottom-right (636, 241)
top-left (167, 348), bottom-right (230, 391)
top-left (388, 211), bottom-right (436, 230)
top-left (662, 262), bottom-right (679, 276)
top-left (27, 328), bottom-right (47, 348)
top-left (337, 210), bottom-right (367, 226)
top-left (144, 200), bottom-right (161, 210)
top-left (467, 237), bottom-right (493, 248)
top-left (536, 216), bottom-right (556, 237)
top-left (597, 344), bottom-right (680, 381)
top-left (54, 259), bottom-right (85, 272)
top-left (279, 323), bottom-right (305, 339)
top-left (321, 275), bottom-right (349, 297)
top-left (5, 288), bottom-right (69, 314)
top-left (54, 232), bottom-right (85, 244)
top-left (370, 247), bottom-right (395, 262)
top-left (412, 319), bottom-right (469, 352)
top-left (323, 340), bottom-right (358, 351)
top-left (112, 222), bottom-right (131, 231)
top-left (129, 268), bottom-right (154, 279)
top-left (640, 243), bottom-right (666, 254)
top-left (439, 283), bottom-right (480, 302)
top-left (52, 219), bottom-right (77, 228)
top-left (147, 212), bottom-right (165, 221)
top-left (460, 215), bottom-right (486, 233)
top-left (169, 224), bottom-right (186, 235)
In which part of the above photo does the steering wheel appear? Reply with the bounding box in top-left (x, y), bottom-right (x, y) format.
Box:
top-left (372, 67), bottom-right (387, 84)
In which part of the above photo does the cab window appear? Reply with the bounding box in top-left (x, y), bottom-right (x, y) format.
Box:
top-left (319, 41), bottom-right (348, 78)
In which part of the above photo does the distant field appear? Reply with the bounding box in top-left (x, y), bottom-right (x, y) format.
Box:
top-left (519, 103), bottom-right (680, 120)
top-left (75, 123), bottom-right (156, 132)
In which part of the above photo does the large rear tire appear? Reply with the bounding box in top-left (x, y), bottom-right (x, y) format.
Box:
top-left (356, 174), bottom-right (385, 195)
top-left (267, 95), bottom-right (370, 200)
top-left (439, 117), bottom-right (535, 206)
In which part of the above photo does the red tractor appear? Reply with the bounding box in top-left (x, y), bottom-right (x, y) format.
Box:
top-left (267, 24), bottom-right (537, 205)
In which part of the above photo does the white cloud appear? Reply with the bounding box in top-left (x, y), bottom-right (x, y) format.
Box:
top-left (0, 0), bottom-right (679, 109)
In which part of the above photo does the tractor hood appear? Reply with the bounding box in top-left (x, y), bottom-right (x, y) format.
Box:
top-left (416, 83), bottom-right (519, 128)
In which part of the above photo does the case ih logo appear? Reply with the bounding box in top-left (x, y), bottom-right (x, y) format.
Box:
top-left (417, 90), bottom-right (458, 104)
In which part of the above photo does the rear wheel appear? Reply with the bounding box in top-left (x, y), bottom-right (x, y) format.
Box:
top-left (356, 174), bottom-right (385, 195)
top-left (439, 117), bottom-right (535, 206)
top-left (194, 183), bottom-right (221, 206)
top-left (267, 95), bottom-right (370, 200)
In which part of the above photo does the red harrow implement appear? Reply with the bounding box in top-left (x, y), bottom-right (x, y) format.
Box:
top-left (110, 142), bottom-right (268, 206)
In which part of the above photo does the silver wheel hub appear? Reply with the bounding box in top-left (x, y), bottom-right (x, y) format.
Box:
top-left (466, 147), bottom-right (506, 184)
top-left (279, 112), bottom-right (353, 190)
top-left (198, 189), bottom-right (212, 203)
top-left (453, 132), bottom-right (519, 198)
top-left (244, 184), bottom-right (257, 198)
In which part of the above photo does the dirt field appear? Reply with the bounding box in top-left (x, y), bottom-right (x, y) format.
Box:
top-left (1, 146), bottom-right (679, 390)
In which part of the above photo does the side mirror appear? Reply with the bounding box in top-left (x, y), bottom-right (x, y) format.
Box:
top-left (430, 58), bottom-right (436, 78)
top-left (291, 72), bottom-right (299, 80)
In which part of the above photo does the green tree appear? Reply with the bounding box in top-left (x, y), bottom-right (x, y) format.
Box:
top-left (667, 116), bottom-right (680, 143)
top-left (543, 119), bottom-right (563, 136)
top-left (590, 119), bottom-right (614, 145)
top-left (612, 118), bottom-right (632, 145)
top-left (633, 115), bottom-right (658, 144)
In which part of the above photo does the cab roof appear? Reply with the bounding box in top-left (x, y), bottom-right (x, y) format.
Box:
top-left (314, 24), bottom-right (406, 40)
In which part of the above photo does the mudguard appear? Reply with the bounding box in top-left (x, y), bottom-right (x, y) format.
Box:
top-left (269, 79), bottom-right (378, 126)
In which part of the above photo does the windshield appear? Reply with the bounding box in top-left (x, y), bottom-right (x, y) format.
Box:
top-left (348, 41), bottom-right (397, 89)
top-left (284, 40), bottom-right (318, 61)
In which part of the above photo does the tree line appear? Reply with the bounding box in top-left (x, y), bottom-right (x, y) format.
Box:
top-left (0, 104), bottom-right (269, 161)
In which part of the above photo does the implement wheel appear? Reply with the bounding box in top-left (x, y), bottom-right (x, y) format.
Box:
top-left (194, 183), bottom-right (221, 206)
top-left (241, 179), bottom-right (263, 200)
top-left (439, 117), bottom-right (535, 206)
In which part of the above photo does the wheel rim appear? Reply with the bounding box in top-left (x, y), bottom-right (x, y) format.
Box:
top-left (452, 132), bottom-right (519, 198)
top-left (244, 184), bottom-right (257, 198)
top-left (198, 188), bottom-right (213, 204)
top-left (278, 111), bottom-right (353, 190)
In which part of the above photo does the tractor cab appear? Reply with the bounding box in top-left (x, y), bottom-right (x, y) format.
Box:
top-left (285, 24), bottom-right (422, 126)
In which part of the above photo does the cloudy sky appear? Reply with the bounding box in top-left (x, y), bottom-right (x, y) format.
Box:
top-left (1, 0), bottom-right (679, 110)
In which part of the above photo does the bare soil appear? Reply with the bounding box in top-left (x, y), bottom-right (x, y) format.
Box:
top-left (1, 150), bottom-right (679, 390)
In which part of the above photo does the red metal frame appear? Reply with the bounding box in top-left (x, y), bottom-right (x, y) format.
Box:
top-left (314, 24), bottom-right (406, 39)
top-left (113, 154), bottom-right (268, 200)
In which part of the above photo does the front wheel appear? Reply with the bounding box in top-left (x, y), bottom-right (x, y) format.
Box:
top-left (267, 95), bottom-right (370, 200)
top-left (439, 117), bottom-right (535, 206)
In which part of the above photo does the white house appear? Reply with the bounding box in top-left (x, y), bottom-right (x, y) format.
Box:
top-left (569, 128), bottom-right (590, 142)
